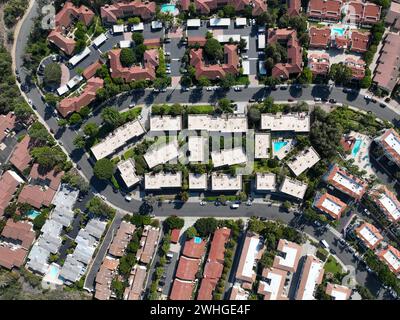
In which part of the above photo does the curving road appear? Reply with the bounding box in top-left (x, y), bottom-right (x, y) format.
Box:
top-left (13, 3), bottom-right (398, 297)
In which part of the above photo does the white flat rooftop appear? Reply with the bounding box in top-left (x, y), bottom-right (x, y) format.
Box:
top-left (321, 197), bottom-right (342, 216)
top-left (287, 147), bottom-right (320, 176)
top-left (301, 257), bottom-right (324, 300)
top-left (383, 249), bottom-right (400, 271)
top-left (359, 225), bottom-right (380, 247)
top-left (209, 18), bottom-right (231, 26)
top-left (383, 131), bottom-right (400, 159)
top-left (188, 135), bottom-right (207, 162)
top-left (255, 133), bottom-right (271, 159)
top-left (276, 245), bottom-right (298, 270)
top-left (188, 114), bottom-right (247, 133)
top-left (256, 173), bottom-right (276, 191)
top-left (211, 147), bottom-right (247, 167)
top-left (144, 139), bottom-right (180, 169)
top-left (91, 120), bottom-right (145, 160)
top-left (235, 17), bottom-right (247, 26)
top-left (261, 113), bottom-right (310, 132)
top-left (378, 193), bottom-right (400, 221)
top-left (259, 269), bottom-right (285, 300)
top-left (150, 115), bottom-right (182, 132)
top-left (187, 19), bottom-right (201, 27)
top-left (279, 177), bottom-right (308, 199)
top-left (211, 174), bottom-right (242, 191)
top-left (332, 172), bottom-right (364, 196)
top-left (188, 173), bottom-right (208, 190)
top-left (144, 172), bottom-right (182, 189)
top-left (117, 158), bottom-right (140, 188)
top-left (242, 236), bottom-right (261, 278)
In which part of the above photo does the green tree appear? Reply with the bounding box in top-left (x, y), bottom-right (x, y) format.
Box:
top-left (43, 62), bottom-right (61, 87)
top-left (73, 135), bottom-right (86, 149)
top-left (28, 121), bottom-right (52, 144)
top-left (218, 98), bottom-right (232, 113)
top-left (198, 76), bottom-right (211, 87)
top-left (83, 122), bottom-right (99, 138)
top-left (248, 106), bottom-right (261, 125)
top-left (33, 212), bottom-right (47, 231)
top-left (223, 5), bottom-right (236, 17)
top-left (111, 279), bottom-right (124, 300)
top-left (185, 226), bottom-right (198, 239)
top-left (194, 217), bottom-right (218, 237)
top-left (298, 67), bottom-right (313, 84)
top-left (204, 38), bottom-right (223, 62)
top-left (164, 216), bottom-right (185, 230)
top-left (120, 48), bottom-right (136, 67)
top-left (14, 103), bottom-right (33, 122)
top-left (329, 63), bottom-right (353, 85)
top-left (86, 196), bottom-right (116, 219)
top-left (101, 107), bottom-right (124, 128)
top-left (132, 32), bottom-right (144, 45)
top-left (93, 158), bottom-right (114, 180)
top-left (69, 113), bottom-right (82, 125)
top-left (220, 73), bottom-right (235, 89)
top-left (31, 146), bottom-right (67, 170)
top-left (45, 93), bottom-right (59, 107)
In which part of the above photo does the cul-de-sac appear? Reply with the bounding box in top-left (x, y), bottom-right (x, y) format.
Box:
top-left (0, 0), bottom-right (399, 302)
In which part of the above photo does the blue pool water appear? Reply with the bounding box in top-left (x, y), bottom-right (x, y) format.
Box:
top-left (332, 27), bottom-right (345, 37)
top-left (26, 209), bottom-right (40, 220)
top-left (160, 4), bottom-right (176, 13)
top-left (273, 141), bottom-right (288, 153)
top-left (49, 265), bottom-right (59, 278)
top-left (194, 237), bottom-right (202, 244)
top-left (352, 139), bottom-right (362, 157)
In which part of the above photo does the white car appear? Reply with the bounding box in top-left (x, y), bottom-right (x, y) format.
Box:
top-left (242, 55), bottom-right (248, 59)
top-left (230, 203), bottom-right (240, 209)
top-left (200, 201), bottom-right (206, 206)
top-left (161, 88), bottom-right (167, 92)
top-left (28, 99), bottom-right (33, 105)
top-left (166, 69), bottom-right (171, 74)
top-left (234, 86), bottom-right (242, 91)
top-left (314, 97), bottom-right (321, 102)
top-left (153, 88), bottom-right (160, 93)
top-left (206, 87), bottom-right (213, 91)
top-left (99, 195), bottom-right (107, 201)
top-left (364, 95), bottom-right (372, 100)
top-left (125, 195), bottom-right (132, 202)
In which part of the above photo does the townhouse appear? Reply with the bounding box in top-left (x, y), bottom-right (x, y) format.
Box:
top-left (295, 254), bottom-right (324, 300)
top-left (48, 2), bottom-right (94, 55)
top-left (323, 164), bottom-right (368, 200)
top-left (0, 170), bottom-right (24, 217)
top-left (313, 192), bottom-right (348, 220)
top-left (375, 128), bottom-right (400, 167)
top-left (369, 185), bottom-right (400, 223)
top-left (377, 245), bottom-right (400, 274)
top-left (355, 222), bottom-right (384, 250)
top-left (101, 1), bottom-right (156, 23)
top-left (267, 28), bottom-right (303, 80)
top-left (325, 283), bottom-right (352, 300)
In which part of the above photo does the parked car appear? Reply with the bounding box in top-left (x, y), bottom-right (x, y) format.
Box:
top-left (364, 94), bottom-right (372, 100)
top-left (313, 220), bottom-right (322, 227)
top-left (314, 97), bottom-right (321, 102)
top-left (166, 69), bottom-right (171, 74)
top-left (230, 203), bottom-right (240, 209)
top-left (214, 201), bottom-right (221, 206)
top-left (280, 85), bottom-right (288, 90)
top-left (125, 196), bottom-right (132, 202)
top-left (379, 102), bottom-right (386, 108)
top-left (206, 87), bottom-right (213, 91)
top-left (234, 86), bottom-right (242, 91)
top-left (129, 103), bottom-right (136, 109)
top-left (329, 98), bottom-right (337, 103)
top-left (242, 55), bottom-right (248, 59)
top-left (200, 200), bottom-right (206, 206)
top-left (329, 248), bottom-right (337, 255)
top-left (288, 98), bottom-right (294, 102)
top-left (248, 98), bottom-right (256, 102)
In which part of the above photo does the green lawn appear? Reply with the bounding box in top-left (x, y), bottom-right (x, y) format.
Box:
top-left (324, 256), bottom-right (343, 275)
top-left (186, 105), bottom-right (214, 114)
top-left (123, 149), bottom-right (134, 160)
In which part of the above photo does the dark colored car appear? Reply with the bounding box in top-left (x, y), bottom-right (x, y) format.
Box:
top-left (330, 249), bottom-right (337, 255)
top-left (329, 98), bottom-right (337, 103)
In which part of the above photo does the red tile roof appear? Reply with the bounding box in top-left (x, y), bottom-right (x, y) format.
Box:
top-left (48, 2), bottom-right (94, 56)
top-left (18, 185), bottom-right (56, 209)
top-left (9, 135), bottom-right (32, 172)
top-left (272, 239), bottom-right (302, 273)
top-left (169, 279), bottom-right (194, 300)
top-left (376, 129), bottom-right (400, 167)
top-left (344, 57), bottom-right (366, 80)
top-left (170, 228), bottom-right (181, 244)
top-left (58, 77), bottom-right (104, 117)
top-left (101, 1), bottom-right (156, 23)
top-left (109, 49), bottom-right (159, 82)
top-left (187, 36), bottom-right (207, 47)
top-left (0, 112), bottom-right (16, 142)
top-left (325, 283), bottom-right (352, 300)
top-left (309, 26), bottom-right (331, 48)
top-left (0, 245), bottom-right (28, 270)
top-left (313, 192), bottom-right (347, 219)
top-left (189, 44), bottom-right (239, 80)
top-left (29, 163), bottom-right (64, 191)
top-left (192, 0), bottom-right (266, 16)
top-left (347, 1), bottom-right (381, 24)
top-left (207, 227), bottom-right (230, 264)
top-left (182, 237), bottom-right (206, 259)
top-left (175, 256), bottom-right (201, 281)
top-left (1, 220), bottom-right (35, 250)
top-left (385, 2), bottom-right (400, 30)
top-left (323, 164), bottom-right (367, 199)
top-left (143, 38), bottom-right (161, 48)
top-left (350, 30), bottom-right (370, 53)
top-left (355, 222), bottom-right (383, 250)
top-left (373, 33), bottom-right (400, 92)
top-left (108, 221), bottom-right (136, 257)
top-left (0, 171), bottom-right (23, 217)
top-left (180, 0), bottom-right (191, 10)
top-left (203, 260), bottom-right (224, 279)
top-left (139, 226), bottom-right (160, 264)
top-left (82, 60), bottom-right (104, 80)
top-left (308, 53), bottom-right (330, 75)
top-left (307, 0), bottom-right (342, 21)
top-left (378, 245), bottom-right (400, 273)
top-left (197, 278), bottom-right (218, 300)
top-left (268, 29), bottom-right (303, 79)
top-left (288, 0), bottom-right (302, 16)
top-left (369, 185), bottom-right (400, 223)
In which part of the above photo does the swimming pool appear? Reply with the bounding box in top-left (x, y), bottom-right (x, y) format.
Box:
top-left (194, 237), bottom-right (202, 244)
top-left (26, 209), bottom-right (40, 220)
top-left (352, 139), bottom-right (362, 157)
top-left (160, 4), bottom-right (176, 13)
top-left (331, 27), bottom-right (345, 37)
top-left (273, 141), bottom-right (288, 153)
top-left (49, 265), bottom-right (59, 278)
